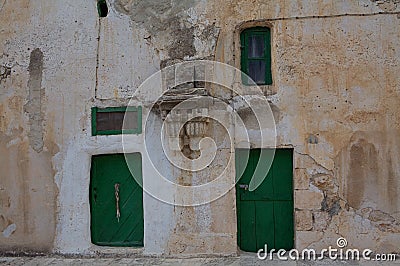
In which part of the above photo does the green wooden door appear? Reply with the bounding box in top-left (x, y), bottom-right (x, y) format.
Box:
top-left (90, 153), bottom-right (144, 247)
top-left (236, 149), bottom-right (293, 252)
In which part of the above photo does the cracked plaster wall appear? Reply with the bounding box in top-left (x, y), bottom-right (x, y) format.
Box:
top-left (0, 0), bottom-right (97, 252)
top-left (0, 0), bottom-right (399, 255)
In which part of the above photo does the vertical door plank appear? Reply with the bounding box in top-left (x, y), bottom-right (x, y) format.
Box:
top-left (239, 201), bottom-right (257, 252)
top-left (273, 201), bottom-right (294, 250)
top-left (255, 201), bottom-right (275, 251)
top-left (273, 149), bottom-right (293, 201)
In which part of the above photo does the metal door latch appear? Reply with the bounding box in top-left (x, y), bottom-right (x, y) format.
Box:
top-left (239, 184), bottom-right (249, 190)
top-left (114, 183), bottom-right (120, 222)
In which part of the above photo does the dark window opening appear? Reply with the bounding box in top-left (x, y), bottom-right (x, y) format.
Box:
top-left (240, 27), bottom-right (272, 85)
top-left (91, 106), bottom-right (142, 136)
top-left (97, 0), bottom-right (108, 17)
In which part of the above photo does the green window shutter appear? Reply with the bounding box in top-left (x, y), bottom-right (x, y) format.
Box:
top-left (97, 0), bottom-right (108, 17)
top-left (240, 27), bottom-right (272, 85)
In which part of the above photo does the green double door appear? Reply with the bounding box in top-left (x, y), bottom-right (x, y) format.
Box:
top-left (90, 153), bottom-right (144, 247)
top-left (236, 149), bottom-right (294, 252)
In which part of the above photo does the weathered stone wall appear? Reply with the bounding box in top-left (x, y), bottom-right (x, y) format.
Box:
top-left (0, 0), bottom-right (399, 255)
top-left (0, 0), bottom-right (98, 252)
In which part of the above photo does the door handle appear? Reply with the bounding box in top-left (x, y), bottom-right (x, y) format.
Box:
top-left (114, 183), bottom-right (120, 222)
top-left (239, 184), bottom-right (249, 190)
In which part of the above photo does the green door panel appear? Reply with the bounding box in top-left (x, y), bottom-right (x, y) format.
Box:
top-left (239, 201), bottom-right (257, 252)
top-left (90, 153), bottom-right (144, 247)
top-left (235, 149), bottom-right (250, 183)
top-left (272, 149), bottom-right (293, 201)
top-left (236, 149), bottom-right (293, 252)
top-left (274, 201), bottom-right (294, 250)
top-left (238, 149), bottom-right (274, 201)
top-left (255, 201), bottom-right (274, 251)
top-left (239, 173), bottom-right (274, 201)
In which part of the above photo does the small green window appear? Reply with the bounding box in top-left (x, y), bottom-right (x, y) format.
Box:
top-left (240, 27), bottom-right (272, 85)
top-left (91, 106), bottom-right (142, 136)
top-left (97, 0), bottom-right (108, 17)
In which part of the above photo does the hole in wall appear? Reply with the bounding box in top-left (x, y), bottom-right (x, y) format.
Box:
top-left (97, 0), bottom-right (108, 17)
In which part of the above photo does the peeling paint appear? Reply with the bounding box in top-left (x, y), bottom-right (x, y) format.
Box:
top-left (370, 0), bottom-right (399, 11)
top-left (2, 224), bottom-right (16, 238)
top-left (0, 65), bottom-right (11, 83)
top-left (24, 48), bottom-right (44, 153)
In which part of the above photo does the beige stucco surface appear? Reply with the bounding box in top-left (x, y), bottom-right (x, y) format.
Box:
top-left (0, 0), bottom-right (399, 256)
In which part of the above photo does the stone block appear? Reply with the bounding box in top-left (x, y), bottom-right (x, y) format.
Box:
top-left (313, 211), bottom-right (330, 231)
top-left (296, 210), bottom-right (313, 231)
top-left (295, 190), bottom-right (324, 210)
top-left (294, 168), bottom-right (309, 190)
top-left (295, 231), bottom-right (323, 250)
